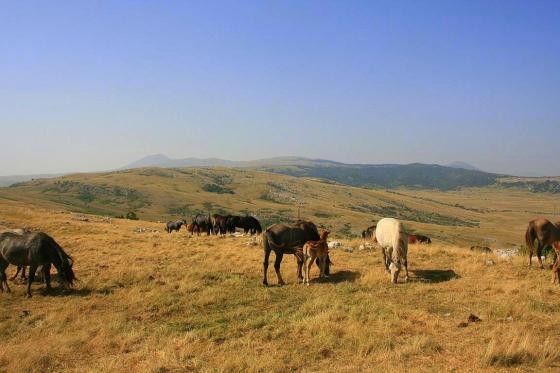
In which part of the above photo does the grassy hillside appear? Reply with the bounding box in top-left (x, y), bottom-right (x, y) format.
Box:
top-left (256, 163), bottom-right (499, 190)
top-left (0, 200), bottom-right (560, 372)
top-left (1, 167), bottom-right (560, 247)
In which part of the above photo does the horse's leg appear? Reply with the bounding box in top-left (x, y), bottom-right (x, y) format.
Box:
top-left (9, 266), bottom-right (21, 281)
top-left (26, 265), bottom-right (38, 298)
top-left (537, 242), bottom-right (544, 269)
top-left (42, 263), bottom-right (52, 290)
top-left (297, 256), bottom-right (304, 283)
top-left (263, 248), bottom-right (271, 286)
top-left (0, 259), bottom-right (10, 293)
top-left (403, 258), bottom-right (409, 283)
top-left (382, 247), bottom-right (389, 273)
top-left (306, 255), bottom-right (315, 285)
top-left (274, 251), bottom-right (285, 286)
top-left (320, 254), bottom-right (328, 279)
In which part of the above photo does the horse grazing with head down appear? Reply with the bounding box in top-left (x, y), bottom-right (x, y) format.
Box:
top-left (0, 231), bottom-right (76, 297)
top-left (525, 218), bottom-right (560, 269)
top-left (262, 220), bottom-right (331, 286)
top-left (165, 219), bottom-right (187, 233)
top-left (375, 218), bottom-right (409, 284)
top-left (302, 230), bottom-right (330, 285)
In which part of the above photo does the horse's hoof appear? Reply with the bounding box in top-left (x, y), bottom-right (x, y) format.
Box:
top-left (306, 283), bottom-right (310, 286)
top-left (25, 293), bottom-right (32, 298)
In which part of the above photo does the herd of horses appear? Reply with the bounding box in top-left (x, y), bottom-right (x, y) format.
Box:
top-left (165, 214), bottom-right (262, 236)
top-left (1, 213), bottom-right (560, 297)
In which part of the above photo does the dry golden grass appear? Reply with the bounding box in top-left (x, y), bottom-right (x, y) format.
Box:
top-left (1, 198), bottom-right (560, 372)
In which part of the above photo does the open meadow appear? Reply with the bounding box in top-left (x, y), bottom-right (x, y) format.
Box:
top-left (1, 197), bottom-right (560, 372)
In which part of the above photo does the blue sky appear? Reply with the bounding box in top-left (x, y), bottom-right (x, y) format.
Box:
top-left (1, 0), bottom-right (559, 176)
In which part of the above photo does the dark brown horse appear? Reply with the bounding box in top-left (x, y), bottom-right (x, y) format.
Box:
top-left (525, 218), bottom-right (560, 269)
top-left (262, 221), bottom-right (331, 286)
top-left (211, 214), bottom-right (228, 235)
top-left (0, 231), bottom-right (75, 297)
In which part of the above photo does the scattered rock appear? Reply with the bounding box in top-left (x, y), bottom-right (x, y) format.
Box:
top-left (359, 243), bottom-right (375, 251)
top-left (471, 246), bottom-right (492, 254)
top-left (485, 259), bottom-right (495, 266)
top-left (246, 237), bottom-right (259, 246)
top-left (342, 247), bottom-right (354, 253)
top-left (495, 248), bottom-right (519, 258)
top-left (505, 316), bottom-right (514, 322)
top-left (72, 214), bottom-right (90, 222)
top-left (458, 322), bottom-right (469, 328)
top-left (20, 310), bottom-right (31, 319)
top-left (468, 314), bottom-right (482, 323)
top-left (444, 313), bottom-right (452, 317)
top-left (133, 227), bottom-right (159, 233)
top-left (328, 241), bottom-right (341, 249)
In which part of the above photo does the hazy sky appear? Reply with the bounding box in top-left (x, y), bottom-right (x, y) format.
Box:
top-left (1, 1), bottom-right (559, 176)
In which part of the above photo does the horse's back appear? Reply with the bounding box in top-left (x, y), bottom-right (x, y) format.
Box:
top-left (0, 231), bottom-right (53, 265)
top-left (376, 218), bottom-right (406, 248)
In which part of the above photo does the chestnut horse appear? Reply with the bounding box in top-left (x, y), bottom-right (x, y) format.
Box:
top-left (525, 218), bottom-right (560, 269)
top-left (302, 231), bottom-right (330, 285)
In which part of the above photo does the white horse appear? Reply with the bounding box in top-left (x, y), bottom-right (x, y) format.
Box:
top-left (375, 218), bottom-right (409, 284)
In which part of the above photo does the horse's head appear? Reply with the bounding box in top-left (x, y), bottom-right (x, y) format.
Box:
top-left (320, 230), bottom-right (330, 240)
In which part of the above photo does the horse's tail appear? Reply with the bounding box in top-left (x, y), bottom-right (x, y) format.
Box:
top-left (525, 221), bottom-right (537, 257)
top-left (49, 237), bottom-right (76, 286)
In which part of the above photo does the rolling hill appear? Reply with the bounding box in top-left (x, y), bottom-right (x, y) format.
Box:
top-left (2, 167), bottom-right (559, 247)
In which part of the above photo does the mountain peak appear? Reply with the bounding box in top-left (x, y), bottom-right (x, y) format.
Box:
top-left (447, 161), bottom-right (481, 171)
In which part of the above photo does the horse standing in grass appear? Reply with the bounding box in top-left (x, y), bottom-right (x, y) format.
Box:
top-left (0, 231), bottom-right (76, 297)
top-left (375, 218), bottom-right (409, 284)
top-left (525, 218), bottom-right (560, 269)
top-left (302, 230), bottom-right (330, 285)
top-left (165, 219), bottom-right (187, 233)
top-left (192, 214), bottom-right (213, 236)
top-left (262, 220), bottom-right (331, 286)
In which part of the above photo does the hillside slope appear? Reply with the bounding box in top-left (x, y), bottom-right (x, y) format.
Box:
top-left (0, 199), bottom-right (559, 372)
top-left (1, 167), bottom-right (559, 247)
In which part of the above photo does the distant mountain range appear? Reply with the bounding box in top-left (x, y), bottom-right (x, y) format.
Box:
top-left (121, 154), bottom-right (346, 169)
top-left (122, 155), bottom-right (496, 190)
top-left (2, 155), bottom-right (558, 192)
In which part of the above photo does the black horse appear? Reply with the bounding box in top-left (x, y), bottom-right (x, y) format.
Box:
top-left (362, 225), bottom-right (376, 240)
top-left (226, 216), bottom-right (262, 235)
top-left (192, 214), bottom-right (213, 236)
top-left (165, 219), bottom-right (187, 233)
top-left (0, 231), bottom-right (76, 297)
top-left (262, 220), bottom-right (331, 286)
top-left (239, 216), bottom-right (262, 235)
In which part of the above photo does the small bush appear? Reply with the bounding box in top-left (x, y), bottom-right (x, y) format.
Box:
top-left (202, 184), bottom-right (234, 194)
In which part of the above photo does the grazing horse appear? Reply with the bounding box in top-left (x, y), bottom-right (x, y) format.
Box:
top-left (302, 230), bottom-right (330, 285)
top-left (362, 225), bottom-right (376, 240)
top-left (185, 223), bottom-right (198, 236)
top-left (192, 214), bottom-right (213, 236)
top-left (225, 215), bottom-right (240, 233)
top-left (211, 214), bottom-right (228, 235)
top-left (165, 219), bottom-right (187, 233)
top-left (526, 218), bottom-right (560, 269)
top-left (238, 216), bottom-right (262, 235)
top-left (0, 231), bottom-right (76, 297)
top-left (262, 220), bottom-right (331, 286)
top-left (415, 234), bottom-right (432, 244)
top-left (552, 242), bottom-right (560, 284)
top-left (375, 218), bottom-right (409, 284)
